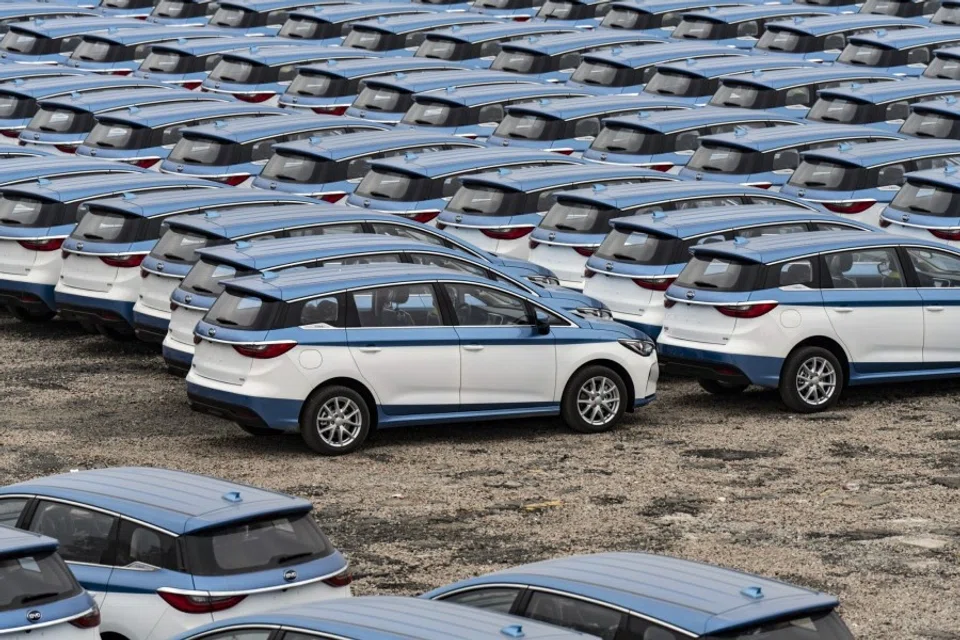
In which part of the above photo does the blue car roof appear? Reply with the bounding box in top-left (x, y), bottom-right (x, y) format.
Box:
top-left (414, 83), bottom-right (588, 107)
top-left (0, 468), bottom-right (312, 535)
top-left (296, 57), bottom-right (467, 79)
top-left (933, 44), bottom-right (960, 60)
top-left (697, 123), bottom-right (906, 151)
top-left (556, 180), bottom-right (812, 209)
top-left (800, 138), bottom-right (960, 166)
top-left (80, 25), bottom-right (235, 45)
top-left (719, 66), bottom-right (898, 89)
top-left (9, 16), bottom-right (150, 37)
top-left (363, 69), bottom-right (540, 92)
top-left (95, 101), bottom-right (286, 128)
top-left (461, 163), bottom-right (670, 191)
top-left (176, 596), bottom-right (596, 640)
top-left (149, 35), bottom-right (296, 56)
top-left (911, 96), bottom-right (960, 117)
top-left (847, 25), bottom-right (960, 48)
top-left (222, 44), bottom-right (381, 66)
top-left (0, 156), bottom-right (144, 182)
top-left (601, 106), bottom-right (799, 133)
top-left (612, 204), bottom-right (870, 236)
top-left (689, 230), bottom-right (941, 263)
top-left (39, 88), bottom-right (224, 114)
top-left (368, 147), bottom-right (578, 178)
top-left (580, 42), bottom-right (747, 68)
top-left (0, 173), bottom-right (217, 203)
top-left (504, 94), bottom-right (691, 119)
top-left (683, 4), bottom-right (832, 23)
top-left (0, 4), bottom-right (97, 18)
top-left (164, 204), bottom-right (372, 237)
top-left (764, 14), bottom-right (921, 35)
top-left (499, 30), bottom-right (666, 55)
top-left (424, 21), bottom-right (577, 43)
top-left (89, 190), bottom-right (316, 218)
top-left (0, 64), bottom-right (91, 82)
top-left (288, 3), bottom-right (433, 23)
top-left (423, 552), bottom-right (840, 636)
top-left (655, 55), bottom-right (814, 79)
top-left (183, 114), bottom-right (388, 144)
top-left (902, 164), bottom-right (960, 188)
top-left (608, 0), bottom-right (751, 16)
top-left (817, 79), bottom-right (960, 104)
top-left (0, 143), bottom-right (52, 157)
top-left (218, 0), bottom-right (345, 12)
top-left (272, 130), bottom-right (480, 160)
top-left (0, 75), bottom-right (167, 99)
top-left (350, 12), bottom-right (500, 35)
top-left (0, 524), bottom-right (58, 558)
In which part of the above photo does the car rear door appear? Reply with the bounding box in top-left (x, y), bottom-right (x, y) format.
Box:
top-left (903, 245), bottom-right (960, 365)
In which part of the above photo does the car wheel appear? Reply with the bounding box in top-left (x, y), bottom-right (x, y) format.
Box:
top-left (237, 424), bottom-right (278, 437)
top-left (300, 385), bottom-right (371, 456)
top-left (8, 306), bottom-right (55, 322)
top-left (561, 365), bottom-right (627, 433)
top-left (698, 378), bottom-right (748, 395)
top-left (780, 346), bottom-right (843, 413)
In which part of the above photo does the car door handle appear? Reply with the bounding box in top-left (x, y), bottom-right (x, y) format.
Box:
top-left (463, 344), bottom-right (485, 352)
top-left (358, 346), bottom-right (381, 353)
top-left (831, 307), bottom-right (853, 313)
top-left (926, 306), bottom-right (945, 312)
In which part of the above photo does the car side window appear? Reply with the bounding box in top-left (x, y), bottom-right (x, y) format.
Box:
top-left (443, 283), bottom-right (531, 326)
top-left (115, 520), bottom-right (178, 570)
top-left (288, 223), bottom-right (364, 238)
top-left (675, 130), bottom-right (700, 152)
top-left (776, 258), bottom-right (816, 287)
top-left (197, 631), bottom-right (273, 640)
top-left (877, 163), bottom-right (905, 187)
top-left (28, 501), bottom-right (118, 566)
top-left (370, 222), bottom-right (447, 246)
top-left (205, 54), bottom-right (223, 72)
top-left (277, 65), bottom-right (298, 83)
top-left (736, 21), bottom-right (759, 37)
top-left (351, 284), bottom-right (443, 327)
top-left (785, 86), bottom-right (811, 107)
top-left (405, 32), bottom-right (427, 48)
top-left (813, 222), bottom-right (862, 231)
top-left (907, 46), bottom-right (931, 65)
top-left (675, 196), bottom-right (743, 210)
top-left (409, 252), bottom-right (489, 277)
top-left (438, 587), bottom-right (523, 613)
top-left (823, 33), bottom-right (846, 50)
top-left (824, 248), bottom-right (905, 288)
top-left (266, 9), bottom-right (288, 24)
top-left (0, 498), bottom-right (27, 527)
top-left (478, 104), bottom-right (504, 124)
top-left (624, 614), bottom-right (680, 640)
top-left (558, 53), bottom-right (581, 70)
top-left (905, 247), bottom-right (960, 287)
top-left (915, 156), bottom-right (956, 171)
top-left (885, 101), bottom-right (910, 121)
top-left (772, 148), bottom-right (800, 171)
top-left (300, 295), bottom-right (342, 326)
top-left (738, 223), bottom-right (808, 238)
top-left (442, 176), bottom-right (463, 198)
top-left (59, 36), bottom-right (81, 53)
top-left (480, 40), bottom-right (502, 57)
top-left (523, 591), bottom-right (624, 640)
top-left (322, 253), bottom-right (402, 267)
top-left (574, 117), bottom-right (600, 138)
top-left (250, 139), bottom-right (275, 163)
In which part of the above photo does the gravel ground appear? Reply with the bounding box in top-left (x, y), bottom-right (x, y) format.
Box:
top-left (0, 315), bottom-right (958, 639)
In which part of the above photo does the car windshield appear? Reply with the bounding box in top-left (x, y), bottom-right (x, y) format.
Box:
top-left (73, 209), bottom-right (141, 242)
top-left (687, 143), bottom-right (755, 174)
top-left (354, 168), bottom-right (431, 201)
top-left (710, 83), bottom-right (767, 108)
top-left (541, 201), bottom-right (616, 234)
top-left (570, 60), bottom-right (630, 87)
top-left (416, 37), bottom-right (466, 61)
top-left (923, 55), bottom-right (960, 79)
top-left (0, 195), bottom-right (56, 228)
top-left (286, 71), bottom-right (339, 97)
top-left (706, 611), bottom-right (855, 640)
top-left (342, 27), bottom-right (385, 51)
top-left (260, 150), bottom-right (329, 183)
top-left (279, 16), bottom-right (327, 40)
top-left (182, 257), bottom-right (256, 296)
top-left (71, 39), bottom-right (119, 63)
top-left (673, 17), bottom-right (719, 40)
top-left (208, 58), bottom-right (260, 84)
top-left (644, 70), bottom-right (703, 97)
top-left (85, 122), bottom-right (143, 149)
top-left (788, 160), bottom-right (861, 189)
top-left (210, 5), bottom-right (254, 28)
top-left (29, 107), bottom-right (92, 134)
top-left (539, 0), bottom-right (580, 19)
top-left (491, 49), bottom-right (546, 74)
top-left (900, 110), bottom-right (959, 138)
top-left (756, 28), bottom-right (807, 53)
top-left (0, 30), bottom-right (42, 55)
top-left (676, 254), bottom-right (759, 291)
top-left (890, 180), bottom-right (960, 216)
top-left (354, 86), bottom-right (406, 112)
top-left (402, 100), bottom-right (454, 126)
top-left (806, 97), bottom-right (868, 124)
top-left (203, 290), bottom-right (279, 330)
top-left (168, 135), bottom-right (235, 165)
top-left (152, 227), bottom-right (222, 263)
top-left (140, 50), bottom-right (188, 73)
top-left (0, 550), bottom-right (81, 612)
top-left (601, 6), bottom-right (646, 29)
top-left (591, 124), bottom-right (655, 154)
top-left (494, 113), bottom-right (561, 141)
top-left (594, 229), bottom-right (676, 264)
top-left (447, 184), bottom-right (525, 216)
top-left (837, 43), bottom-right (892, 67)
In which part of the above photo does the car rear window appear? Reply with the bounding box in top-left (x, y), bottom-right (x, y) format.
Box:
top-left (209, 5), bottom-right (254, 28)
top-left (591, 124), bottom-right (658, 154)
top-left (279, 16), bottom-right (331, 40)
top-left (673, 17), bottom-right (720, 40)
top-left (806, 97), bottom-right (870, 124)
top-left (687, 143), bottom-right (756, 174)
top-left (342, 27), bottom-right (386, 51)
top-left (183, 512), bottom-right (334, 576)
top-left (837, 43), bottom-right (893, 67)
top-left (204, 290), bottom-right (280, 330)
top-left (416, 36), bottom-right (468, 61)
top-left (209, 58), bottom-right (264, 84)
top-left (447, 184), bottom-right (525, 217)
top-left (494, 113), bottom-right (562, 141)
top-left (0, 550), bottom-right (82, 612)
top-left (0, 93), bottom-right (31, 119)
top-left (73, 208), bottom-right (141, 243)
top-left (103, 0), bottom-right (152, 8)
top-left (570, 59), bottom-right (634, 88)
top-left (140, 50), bottom-right (190, 74)
top-left (539, 0), bottom-right (579, 19)
top-left (710, 82), bottom-right (770, 109)
top-left (355, 168), bottom-right (432, 201)
top-left (890, 179), bottom-right (960, 217)
top-left (861, 0), bottom-right (915, 16)
top-left (788, 160), bottom-right (861, 190)
top-left (0, 30), bottom-right (43, 55)
top-left (182, 257), bottom-right (256, 296)
top-left (644, 70), bottom-right (705, 98)
top-left (71, 38), bottom-right (121, 64)
top-left (934, 3), bottom-right (960, 22)
top-left (756, 28), bottom-right (807, 54)
top-left (923, 54), bottom-right (960, 79)
top-left (168, 134), bottom-right (237, 166)
top-left (706, 610), bottom-right (854, 640)
top-left (402, 99), bottom-right (457, 126)
top-left (0, 195), bottom-right (61, 228)
top-left (594, 228), bottom-right (677, 265)
top-left (491, 49), bottom-right (547, 74)
top-left (260, 150), bottom-right (337, 184)
top-left (153, 0), bottom-right (205, 19)
top-left (676, 254), bottom-right (759, 291)
top-left (152, 227), bottom-right (223, 263)
top-left (30, 107), bottom-right (93, 134)
top-left (899, 110), bottom-right (959, 138)
top-left (541, 200), bottom-right (617, 234)
top-left (85, 121), bottom-right (148, 150)
top-left (601, 6), bottom-right (647, 29)
top-left (287, 70), bottom-right (342, 97)
top-left (354, 86), bottom-right (407, 112)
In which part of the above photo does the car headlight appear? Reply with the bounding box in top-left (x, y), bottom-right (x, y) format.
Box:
top-left (619, 338), bottom-right (656, 357)
top-left (527, 274), bottom-right (560, 287)
top-left (576, 306), bottom-right (613, 320)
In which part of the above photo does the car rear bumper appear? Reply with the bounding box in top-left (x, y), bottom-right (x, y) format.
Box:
top-left (133, 309), bottom-right (170, 343)
top-left (0, 280), bottom-right (56, 313)
top-left (657, 342), bottom-right (782, 387)
top-left (186, 382), bottom-right (302, 432)
top-left (162, 344), bottom-right (192, 376)
top-left (55, 292), bottom-right (135, 328)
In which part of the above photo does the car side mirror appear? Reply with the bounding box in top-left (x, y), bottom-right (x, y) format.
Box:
top-left (535, 311), bottom-right (551, 335)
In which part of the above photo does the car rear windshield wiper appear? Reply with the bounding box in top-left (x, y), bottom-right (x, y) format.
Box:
top-left (368, 191), bottom-right (394, 199)
top-left (82, 233), bottom-right (105, 240)
top-left (802, 181), bottom-right (828, 187)
top-left (698, 165), bottom-right (726, 172)
top-left (215, 317), bottom-right (239, 326)
top-left (553, 223), bottom-right (578, 231)
top-left (692, 280), bottom-right (719, 288)
top-left (458, 206), bottom-right (486, 214)
top-left (908, 204), bottom-right (933, 213)
top-left (274, 551), bottom-right (314, 565)
top-left (190, 284), bottom-right (215, 294)
top-left (19, 592), bottom-right (60, 605)
top-left (612, 252), bottom-right (637, 262)
top-left (163, 252), bottom-right (185, 261)
top-left (0, 218), bottom-right (22, 224)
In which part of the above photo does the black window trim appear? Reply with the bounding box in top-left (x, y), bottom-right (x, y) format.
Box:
top-left (19, 495), bottom-right (180, 542)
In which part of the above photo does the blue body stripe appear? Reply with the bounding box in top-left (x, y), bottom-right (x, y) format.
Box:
top-left (133, 310), bottom-right (170, 331)
top-left (54, 292), bottom-right (135, 326)
top-left (0, 280), bottom-right (56, 311)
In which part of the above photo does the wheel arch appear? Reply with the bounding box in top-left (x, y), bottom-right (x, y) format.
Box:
top-left (566, 358), bottom-right (636, 411)
top-left (786, 336), bottom-right (850, 384)
top-left (301, 377), bottom-right (380, 431)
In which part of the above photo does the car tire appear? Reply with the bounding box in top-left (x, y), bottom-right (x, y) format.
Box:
top-left (238, 424), bottom-right (278, 437)
top-left (779, 346), bottom-right (843, 413)
top-left (561, 365), bottom-right (628, 434)
top-left (698, 378), bottom-right (748, 395)
top-left (8, 306), bottom-right (55, 322)
top-left (300, 385), bottom-right (371, 456)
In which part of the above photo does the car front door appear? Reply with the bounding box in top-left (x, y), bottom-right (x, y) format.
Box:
top-left (346, 283), bottom-right (461, 415)
top-left (904, 246), bottom-right (960, 365)
top-left (442, 282), bottom-right (557, 408)
top-left (820, 247), bottom-right (924, 374)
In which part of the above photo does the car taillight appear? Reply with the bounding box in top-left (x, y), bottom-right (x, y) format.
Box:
top-left (180, 81), bottom-right (202, 90)
top-left (55, 144), bottom-right (78, 154)
top-left (101, 254), bottom-right (146, 268)
top-left (19, 238), bottom-right (64, 251)
top-left (930, 228), bottom-right (960, 241)
top-left (232, 342), bottom-right (297, 359)
top-left (319, 192), bottom-right (346, 203)
top-left (529, 239), bottom-right (540, 249)
top-left (436, 222), bottom-right (447, 230)
top-left (134, 158), bottom-right (159, 169)
top-left (480, 227), bottom-right (533, 240)
top-left (69, 605), bottom-right (101, 629)
top-left (112, 69), bottom-right (132, 76)
top-left (215, 174), bottom-right (250, 186)
top-left (323, 571), bottom-right (353, 587)
top-left (632, 276), bottom-right (675, 291)
top-left (158, 592), bottom-right (247, 614)
top-left (411, 210), bottom-right (440, 224)
top-left (663, 298), bottom-right (676, 308)
top-left (312, 105), bottom-right (348, 116)
top-left (552, 148), bottom-right (574, 155)
top-left (513, 15), bottom-right (530, 21)
top-left (574, 246), bottom-right (596, 257)
top-left (878, 219), bottom-right (892, 228)
top-left (649, 163), bottom-right (673, 172)
top-left (583, 268), bottom-right (595, 278)
top-left (236, 92), bottom-right (274, 103)
top-left (822, 200), bottom-right (876, 215)
top-left (0, 129), bottom-right (19, 138)
top-left (716, 302), bottom-right (778, 318)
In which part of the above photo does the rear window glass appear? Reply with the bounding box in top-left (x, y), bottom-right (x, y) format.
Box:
top-left (416, 37), bottom-right (467, 61)
top-left (710, 83), bottom-right (769, 109)
top-left (591, 124), bottom-right (656, 154)
top-left (837, 43), bottom-right (892, 67)
top-left (706, 610), bottom-right (854, 640)
top-left (673, 17), bottom-right (719, 40)
top-left (183, 512), bottom-right (334, 576)
top-left (899, 110), bottom-right (958, 138)
top-left (594, 229), bottom-right (676, 265)
top-left (0, 30), bottom-right (42, 55)
top-left (140, 50), bottom-right (189, 74)
top-left (402, 100), bottom-right (455, 126)
top-left (676, 254), bottom-right (759, 291)
top-left (890, 180), bottom-right (960, 217)
top-left (601, 6), bottom-right (646, 29)
top-left (168, 135), bottom-right (235, 166)
top-left (491, 50), bottom-right (546, 74)
top-left (0, 551), bottom-right (81, 612)
top-left (806, 97), bottom-right (869, 124)
top-left (354, 168), bottom-right (431, 201)
top-left (354, 86), bottom-right (406, 112)
top-left (153, 0), bottom-right (205, 18)
top-left (756, 28), bottom-right (807, 54)
top-left (862, 0), bottom-right (917, 16)
top-left (541, 201), bottom-right (617, 234)
top-left (152, 227), bottom-right (220, 263)
top-left (644, 70), bottom-right (704, 98)
top-left (73, 209), bottom-right (140, 243)
top-left (279, 16), bottom-right (329, 40)
top-left (923, 54), bottom-right (960, 79)
top-left (933, 3), bottom-right (960, 22)
top-left (209, 58), bottom-right (263, 84)
top-left (287, 71), bottom-right (340, 97)
top-left (210, 5), bottom-right (254, 27)
top-left (0, 196), bottom-right (58, 228)
top-left (71, 39), bottom-right (120, 63)
top-left (204, 290), bottom-right (279, 329)
top-left (447, 184), bottom-right (525, 217)
top-left (0, 94), bottom-right (30, 119)
top-left (260, 150), bottom-right (334, 184)
top-left (342, 28), bottom-right (385, 51)
top-left (494, 113), bottom-right (562, 141)
top-left (687, 143), bottom-right (756, 174)
top-left (788, 160), bottom-right (861, 190)
top-left (570, 60), bottom-right (631, 88)
top-left (85, 122), bottom-right (145, 150)
top-left (182, 258), bottom-right (256, 295)
top-left (539, 0), bottom-right (580, 19)
top-left (30, 108), bottom-right (92, 134)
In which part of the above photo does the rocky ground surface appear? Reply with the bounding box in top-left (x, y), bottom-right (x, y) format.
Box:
top-left (0, 315), bottom-right (958, 639)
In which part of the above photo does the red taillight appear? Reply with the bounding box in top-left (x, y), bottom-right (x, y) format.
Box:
top-left (134, 158), bottom-right (159, 169)
top-left (583, 268), bottom-right (595, 278)
top-left (745, 182), bottom-right (771, 190)
top-left (529, 239), bottom-right (540, 249)
top-left (513, 15), bottom-right (531, 21)
top-left (822, 200), bottom-right (876, 215)
top-left (552, 148), bottom-right (574, 155)
top-left (235, 92), bottom-right (274, 103)
top-left (232, 342), bottom-right (297, 359)
top-left (100, 254), bottom-right (146, 268)
top-left (411, 210), bottom-right (440, 224)
top-left (180, 81), bottom-right (202, 90)
top-left (215, 174), bottom-right (250, 187)
top-left (312, 105), bottom-right (349, 116)
top-left (323, 571), bottom-right (353, 587)
top-left (663, 298), bottom-right (676, 308)
top-left (158, 591), bottom-right (247, 614)
top-left (878, 219), bottom-right (892, 228)
top-left (0, 129), bottom-right (19, 138)
top-left (716, 302), bottom-right (778, 318)
top-left (649, 163), bottom-right (674, 172)
top-left (55, 144), bottom-right (77, 154)
top-left (18, 238), bottom-right (63, 251)
top-left (319, 192), bottom-right (346, 203)
top-left (69, 606), bottom-right (101, 629)
top-left (930, 228), bottom-right (960, 241)
top-left (436, 222), bottom-right (447, 230)
top-left (480, 226), bottom-right (533, 240)
top-left (112, 69), bottom-right (133, 76)
top-left (632, 276), bottom-right (675, 291)
top-left (574, 246), bottom-right (596, 257)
